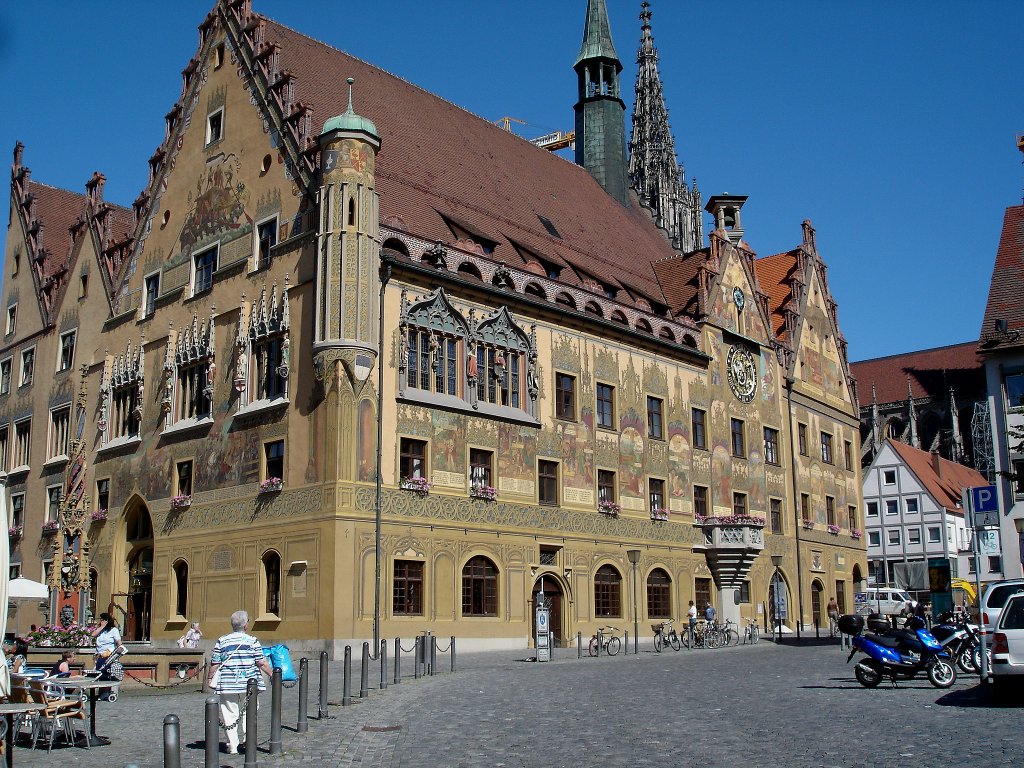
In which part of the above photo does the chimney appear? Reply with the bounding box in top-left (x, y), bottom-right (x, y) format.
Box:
top-left (930, 449), bottom-right (942, 479)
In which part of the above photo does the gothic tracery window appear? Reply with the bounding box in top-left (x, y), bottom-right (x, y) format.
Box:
top-left (235, 280), bottom-right (290, 410)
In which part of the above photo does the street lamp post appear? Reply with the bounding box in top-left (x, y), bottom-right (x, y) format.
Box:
top-left (627, 550), bottom-right (641, 655)
top-left (771, 555), bottom-right (784, 643)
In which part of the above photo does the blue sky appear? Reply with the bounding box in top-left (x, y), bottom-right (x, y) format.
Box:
top-left (1, 1), bottom-right (1021, 362)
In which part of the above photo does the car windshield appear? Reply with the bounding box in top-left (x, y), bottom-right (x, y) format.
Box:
top-left (1001, 597), bottom-right (1024, 630)
top-left (987, 584), bottom-right (1024, 609)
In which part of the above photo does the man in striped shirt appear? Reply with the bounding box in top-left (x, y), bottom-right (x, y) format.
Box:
top-left (208, 610), bottom-right (272, 754)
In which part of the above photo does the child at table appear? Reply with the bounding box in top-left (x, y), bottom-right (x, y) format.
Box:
top-left (49, 651), bottom-right (75, 677)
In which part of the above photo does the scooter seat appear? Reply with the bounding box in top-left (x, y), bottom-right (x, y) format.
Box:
top-left (864, 633), bottom-right (899, 648)
top-left (890, 629), bottom-right (924, 652)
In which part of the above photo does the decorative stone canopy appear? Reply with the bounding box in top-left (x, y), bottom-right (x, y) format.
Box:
top-left (691, 515), bottom-right (766, 590)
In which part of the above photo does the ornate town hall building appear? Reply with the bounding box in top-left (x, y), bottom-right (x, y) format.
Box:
top-left (2, 0), bottom-right (865, 650)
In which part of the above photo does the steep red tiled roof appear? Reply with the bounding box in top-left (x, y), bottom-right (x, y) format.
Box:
top-left (650, 250), bottom-right (705, 317)
top-left (979, 205), bottom-right (1024, 352)
top-left (30, 182), bottom-right (88, 281)
top-left (264, 18), bottom-right (679, 303)
top-left (755, 249), bottom-right (799, 342)
top-left (888, 439), bottom-right (986, 513)
top-left (850, 342), bottom-right (984, 405)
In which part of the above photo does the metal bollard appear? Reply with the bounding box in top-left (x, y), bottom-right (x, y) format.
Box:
top-left (318, 650), bottom-right (329, 718)
top-left (163, 714), bottom-right (181, 768)
top-left (205, 696), bottom-right (220, 768)
top-left (394, 638), bottom-right (401, 684)
top-left (624, 630), bottom-right (629, 657)
top-left (597, 629), bottom-right (602, 657)
top-left (297, 657), bottom-right (309, 733)
top-left (414, 636), bottom-right (421, 679)
top-left (578, 631), bottom-right (582, 659)
top-left (360, 642), bottom-right (370, 698)
top-left (430, 635), bottom-right (437, 676)
top-left (342, 645), bottom-right (352, 706)
top-left (451, 636), bottom-right (456, 672)
top-left (244, 678), bottom-right (259, 768)
top-left (270, 667), bottom-right (283, 754)
top-left (380, 639), bottom-right (388, 689)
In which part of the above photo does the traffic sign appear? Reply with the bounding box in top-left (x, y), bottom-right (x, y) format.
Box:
top-left (969, 485), bottom-right (999, 528)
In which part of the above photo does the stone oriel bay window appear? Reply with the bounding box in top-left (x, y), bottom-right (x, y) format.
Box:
top-left (98, 337), bottom-right (144, 449)
top-left (162, 310), bottom-right (216, 431)
top-left (234, 279), bottom-right (291, 414)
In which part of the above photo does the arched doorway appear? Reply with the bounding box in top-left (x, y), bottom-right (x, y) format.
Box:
top-left (531, 574), bottom-right (565, 647)
top-left (852, 564), bottom-right (865, 593)
top-left (811, 580), bottom-right (825, 631)
top-left (768, 571), bottom-right (790, 631)
top-left (121, 502), bottom-right (154, 641)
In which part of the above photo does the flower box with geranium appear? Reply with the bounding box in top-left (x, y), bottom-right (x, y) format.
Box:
top-left (8, 525), bottom-right (23, 538)
top-left (598, 499), bottom-right (621, 517)
top-left (851, 529), bottom-right (863, 540)
top-left (650, 507), bottom-right (669, 522)
top-left (802, 519), bottom-right (815, 530)
top-left (827, 524), bottom-right (841, 535)
top-left (260, 477), bottom-right (283, 494)
top-left (27, 623), bottom-right (96, 648)
top-left (469, 484), bottom-right (497, 501)
top-left (41, 521), bottom-right (59, 534)
top-left (400, 476), bottom-right (432, 497)
top-left (170, 494), bottom-right (192, 510)
top-left (90, 509), bottom-right (108, 523)
top-left (694, 514), bottom-right (766, 527)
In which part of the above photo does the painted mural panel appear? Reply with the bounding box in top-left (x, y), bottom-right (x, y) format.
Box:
top-left (431, 411), bottom-right (466, 488)
top-left (558, 417), bottom-right (595, 506)
top-left (617, 413), bottom-right (646, 511)
top-left (497, 423), bottom-right (536, 497)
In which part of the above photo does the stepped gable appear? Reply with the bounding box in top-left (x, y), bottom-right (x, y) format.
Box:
top-left (261, 17), bottom-right (678, 305)
top-left (28, 182), bottom-right (87, 283)
top-left (754, 249), bottom-right (800, 343)
top-left (979, 204), bottom-right (1024, 351)
top-left (850, 342), bottom-right (984, 406)
top-left (887, 438), bottom-right (986, 512)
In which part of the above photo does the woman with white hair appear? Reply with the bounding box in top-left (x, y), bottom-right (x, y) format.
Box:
top-left (207, 610), bottom-right (272, 754)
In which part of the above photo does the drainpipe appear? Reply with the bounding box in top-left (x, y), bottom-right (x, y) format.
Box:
top-left (785, 377), bottom-right (806, 640)
top-left (373, 264), bottom-right (392, 650)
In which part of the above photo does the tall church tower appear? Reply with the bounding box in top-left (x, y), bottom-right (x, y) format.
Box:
top-left (314, 78), bottom-right (382, 387)
top-left (628, 2), bottom-right (703, 252)
top-left (574, 0), bottom-right (629, 205)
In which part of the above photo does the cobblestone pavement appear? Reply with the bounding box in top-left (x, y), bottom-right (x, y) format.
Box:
top-left (10, 640), bottom-right (1023, 767)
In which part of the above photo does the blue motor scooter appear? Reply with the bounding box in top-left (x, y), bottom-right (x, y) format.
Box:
top-left (839, 614), bottom-right (957, 689)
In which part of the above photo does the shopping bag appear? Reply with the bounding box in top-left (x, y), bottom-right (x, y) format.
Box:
top-left (262, 644), bottom-right (297, 682)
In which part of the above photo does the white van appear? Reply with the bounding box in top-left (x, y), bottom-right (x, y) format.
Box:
top-left (860, 587), bottom-right (914, 617)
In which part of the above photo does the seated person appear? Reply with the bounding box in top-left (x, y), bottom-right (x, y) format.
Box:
top-left (10, 638), bottom-right (29, 674)
top-left (49, 651), bottom-right (75, 678)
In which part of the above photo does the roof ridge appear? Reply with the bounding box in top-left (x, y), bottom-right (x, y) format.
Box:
top-left (851, 339), bottom-right (981, 365)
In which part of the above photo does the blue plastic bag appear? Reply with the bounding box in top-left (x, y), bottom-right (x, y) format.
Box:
top-left (262, 644), bottom-right (296, 682)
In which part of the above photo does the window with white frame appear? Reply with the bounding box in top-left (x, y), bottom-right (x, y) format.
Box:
top-left (0, 425), bottom-right (8, 472)
top-left (48, 406), bottom-right (71, 460)
top-left (46, 485), bottom-right (61, 523)
top-left (0, 358), bottom-right (10, 395)
top-left (868, 531), bottom-right (880, 547)
top-left (19, 347), bottom-right (34, 387)
top-left (236, 282), bottom-right (290, 410)
top-left (255, 216), bottom-right (278, 269)
top-left (14, 419), bottom-right (31, 468)
top-left (144, 272), bottom-right (160, 317)
top-left (1005, 371), bottom-right (1024, 410)
top-left (887, 529), bottom-right (901, 546)
top-left (883, 469), bottom-right (896, 485)
top-left (908, 528), bottom-right (921, 545)
top-left (885, 499), bottom-right (898, 515)
top-left (165, 312), bottom-right (216, 427)
top-left (101, 338), bottom-right (144, 445)
top-left (927, 526), bottom-right (942, 543)
top-left (192, 245), bottom-right (217, 295)
top-left (10, 492), bottom-right (24, 529)
top-left (5, 304), bottom-right (16, 335)
top-left (866, 501), bottom-right (879, 517)
top-left (57, 330), bottom-right (76, 372)
top-left (177, 361), bottom-right (211, 421)
top-left (205, 107), bottom-right (224, 145)
top-left (905, 497), bottom-right (919, 514)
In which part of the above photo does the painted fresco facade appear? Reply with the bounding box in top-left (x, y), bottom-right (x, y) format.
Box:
top-left (3, 0), bottom-right (865, 651)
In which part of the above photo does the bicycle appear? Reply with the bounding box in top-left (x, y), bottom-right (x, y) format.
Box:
top-left (588, 626), bottom-right (621, 657)
top-left (828, 614), bottom-right (840, 638)
top-left (689, 620), bottom-right (721, 649)
top-left (721, 619), bottom-right (739, 646)
top-left (652, 619), bottom-right (681, 652)
top-left (742, 618), bottom-right (759, 645)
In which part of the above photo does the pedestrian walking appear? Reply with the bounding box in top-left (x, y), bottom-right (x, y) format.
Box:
top-left (208, 610), bottom-right (272, 755)
top-left (687, 600), bottom-right (697, 643)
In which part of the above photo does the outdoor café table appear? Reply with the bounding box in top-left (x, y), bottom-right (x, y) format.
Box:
top-left (0, 702), bottom-right (40, 768)
top-left (51, 677), bottom-right (120, 747)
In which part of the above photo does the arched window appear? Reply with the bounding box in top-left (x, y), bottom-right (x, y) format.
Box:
top-left (635, 318), bottom-right (652, 334)
top-left (682, 333), bottom-right (697, 348)
top-left (555, 292), bottom-right (576, 310)
top-left (263, 551), bottom-right (281, 616)
top-left (402, 290), bottom-right (468, 397)
top-left (381, 238), bottom-right (409, 258)
top-left (584, 301), bottom-right (603, 317)
top-left (610, 310), bottom-right (628, 325)
top-left (173, 560), bottom-right (189, 617)
top-left (524, 282), bottom-right (547, 300)
top-left (659, 326), bottom-right (676, 342)
top-left (457, 262), bottom-right (482, 281)
top-left (646, 568), bottom-right (671, 619)
top-left (89, 568), bottom-right (99, 622)
top-left (475, 307), bottom-right (531, 410)
top-left (594, 564), bottom-right (622, 617)
top-left (347, 196), bottom-right (356, 227)
top-left (462, 556), bottom-right (498, 616)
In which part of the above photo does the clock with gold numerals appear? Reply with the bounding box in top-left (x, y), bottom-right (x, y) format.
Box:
top-left (726, 345), bottom-right (757, 403)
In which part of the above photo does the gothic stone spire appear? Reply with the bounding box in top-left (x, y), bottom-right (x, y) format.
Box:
top-left (628, 2), bottom-right (703, 252)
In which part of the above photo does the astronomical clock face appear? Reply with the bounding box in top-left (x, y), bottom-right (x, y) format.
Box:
top-left (726, 346), bottom-right (757, 403)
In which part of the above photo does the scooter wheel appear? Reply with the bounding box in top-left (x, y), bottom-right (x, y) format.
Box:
top-left (854, 659), bottom-right (883, 688)
top-left (927, 659), bottom-right (957, 689)
top-left (956, 648), bottom-right (977, 674)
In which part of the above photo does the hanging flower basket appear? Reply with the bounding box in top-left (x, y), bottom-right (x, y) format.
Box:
top-left (170, 494), bottom-right (193, 510)
top-left (8, 525), bottom-right (23, 539)
top-left (827, 524), bottom-right (841, 535)
top-left (598, 499), bottom-right (621, 517)
top-left (469, 484), bottom-right (497, 501)
top-left (260, 477), bottom-right (284, 494)
top-left (851, 529), bottom-right (863, 540)
top-left (400, 476), bottom-right (432, 497)
top-left (90, 509), bottom-right (108, 523)
top-left (41, 521), bottom-right (60, 534)
top-left (802, 519), bottom-right (815, 530)
top-left (650, 507), bottom-right (669, 522)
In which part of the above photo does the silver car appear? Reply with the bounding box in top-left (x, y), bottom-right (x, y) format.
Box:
top-left (991, 592), bottom-right (1024, 702)
top-left (981, 579), bottom-right (1024, 634)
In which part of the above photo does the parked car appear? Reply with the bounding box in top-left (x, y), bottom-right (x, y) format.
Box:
top-left (862, 587), bottom-right (915, 617)
top-left (991, 592), bottom-right (1024, 702)
top-left (980, 579), bottom-right (1024, 634)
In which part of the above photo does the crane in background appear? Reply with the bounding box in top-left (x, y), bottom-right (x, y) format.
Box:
top-left (495, 117), bottom-right (575, 152)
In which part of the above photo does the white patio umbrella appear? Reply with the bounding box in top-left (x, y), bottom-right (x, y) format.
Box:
top-left (0, 474), bottom-right (10, 697)
top-left (7, 577), bottom-right (49, 637)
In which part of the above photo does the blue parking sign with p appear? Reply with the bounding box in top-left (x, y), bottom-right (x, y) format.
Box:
top-left (970, 485), bottom-right (998, 527)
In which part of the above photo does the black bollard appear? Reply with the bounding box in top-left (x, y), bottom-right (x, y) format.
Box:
top-left (624, 630), bottom-right (629, 657)
top-left (578, 631), bottom-right (582, 659)
top-left (297, 658), bottom-right (309, 733)
top-left (244, 678), bottom-right (258, 768)
top-left (163, 714), bottom-right (181, 768)
top-left (342, 645), bottom-right (352, 706)
top-left (360, 642), bottom-right (370, 698)
top-left (429, 635), bottom-right (437, 676)
top-left (318, 650), bottom-right (329, 718)
top-left (451, 636), bottom-right (456, 672)
top-left (379, 640), bottom-right (388, 690)
top-left (270, 667), bottom-right (283, 754)
top-left (414, 636), bottom-right (421, 679)
top-left (597, 629), bottom-right (602, 657)
top-left (205, 696), bottom-right (220, 768)
top-left (394, 638), bottom-right (401, 684)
